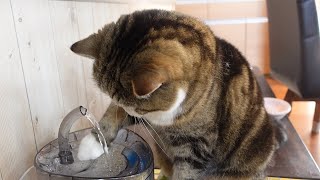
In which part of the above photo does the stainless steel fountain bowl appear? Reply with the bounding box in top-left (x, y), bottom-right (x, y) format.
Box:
top-left (34, 128), bottom-right (154, 180)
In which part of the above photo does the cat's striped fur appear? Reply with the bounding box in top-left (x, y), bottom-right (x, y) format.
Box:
top-left (71, 9), bottom-right (278, 180)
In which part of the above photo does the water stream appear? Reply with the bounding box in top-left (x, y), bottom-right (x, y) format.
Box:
top-left (84, 112), bottom-right (108, 155)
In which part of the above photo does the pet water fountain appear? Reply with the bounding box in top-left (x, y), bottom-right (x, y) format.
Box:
top-left (34, 106), bottom-right (154, 179)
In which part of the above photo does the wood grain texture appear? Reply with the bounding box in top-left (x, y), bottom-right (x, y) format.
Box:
top-left (129, 1), bottom-right (174, 12)
top-left (175, 3), bottom-right (207, 19)
top-left (0, 0), bottom-right (36, 179)
top-left (75, 1), bottom-right (116, 122)
top-left (49, 0), bottom-right (88, 132)
top-left (19, 166), bottom-right (38, 180)
top-left (104, 3), bottom-right (130, 22)
top-left (56, 0), bottom-right (174, 3)
top-left (245, 22), bottom-right (270, 73)
top-left (176, 1), bottom-right (266, 20)
top-left (75, 1), bottom-right (104, 126)
top-left (91, 2), bottom-right (130, 119)
top-left (207, 1), bottom-right (267, 19)
top-left (210, 24), bottom-right (246, 55)
top-left (10, 0), bottom-right (65, 149)
top-left (290, 101), bottom-right (320, 165)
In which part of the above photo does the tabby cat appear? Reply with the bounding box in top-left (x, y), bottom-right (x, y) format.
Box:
top-left (71, 9), bottom-right (283, 180)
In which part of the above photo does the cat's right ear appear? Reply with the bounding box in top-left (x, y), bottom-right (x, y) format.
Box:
top-left (70, 33), bottom-right (101, 59)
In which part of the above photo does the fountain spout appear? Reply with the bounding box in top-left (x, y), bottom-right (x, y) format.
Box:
top-left (58, 106), bottom-right (87, 164)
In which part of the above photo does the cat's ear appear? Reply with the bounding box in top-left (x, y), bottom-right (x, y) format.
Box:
top-left (131, 51), bottom-right (183, 98)
top-left (131, 70), bottom-right (167, 98)
top-left (70, 33), bottom-right (101, 59)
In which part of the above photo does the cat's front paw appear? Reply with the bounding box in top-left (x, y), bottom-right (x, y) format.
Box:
top-left (77, 133), bottom-right (108, 161)
top-left (77, 103), bottom-right (128, 161)
top-left (96, 120), bottom-right (119, 145)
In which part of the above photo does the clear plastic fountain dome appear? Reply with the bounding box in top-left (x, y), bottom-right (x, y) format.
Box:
top-left (34, 106), bottom-right (154, 180)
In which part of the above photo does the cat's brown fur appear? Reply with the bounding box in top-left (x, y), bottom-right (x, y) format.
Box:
top-left (71, 9), bottom-right (277, 180)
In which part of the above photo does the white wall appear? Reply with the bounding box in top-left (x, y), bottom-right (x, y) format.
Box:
top-left (0, 0), bottom-right (174, 179)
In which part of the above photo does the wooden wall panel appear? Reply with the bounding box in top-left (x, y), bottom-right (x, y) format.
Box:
top-left (129, 1), bottom-right (174, 12)
top-left (211, 24), bottom-right (246, 54)
top-left (1, 1), bottom-right (173, 179)
top-left (176, 1), bottom-right (266, 20)
top-left (91, 3), bottom-right (130, 119)
top-left (10, 0), bottom-right (65, 149)
top-left (175, 3), bottom-right (207, 19)
top-left (19, 166), bottom-right (38, 180)
top-left (245, 22), bottom-right (270, 73)
top-left (104, 3), bottom-right (130, 22)
top-left (0, 0), bottom-right (36, 179)
top-left (49, 1), bottom-right (88, 131)
top-left (207, 1), bottom-right (267, 19)
top-left (75, 1), bottom-right (105, 126)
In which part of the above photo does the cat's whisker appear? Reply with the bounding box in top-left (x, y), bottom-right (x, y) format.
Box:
top-left (125, 113), bottom-right (128, 121)
top-left (135, 117), bottom-right (148, 137)
top-left (142, 118), bottom-right (166, 149)
top-left (139, 118), bottom-right (170, 158)
top-left (116, 106), bottom-right (118, 122)
top-left (133, 116), bottom-right (136, 133)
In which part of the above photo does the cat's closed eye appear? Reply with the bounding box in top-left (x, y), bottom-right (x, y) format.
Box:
top-left (134, 109), bottom-right (148, 115)
top-left (135, 108), bottom-right (162, 114)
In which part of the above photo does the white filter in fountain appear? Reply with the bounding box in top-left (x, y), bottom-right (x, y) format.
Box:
top-left (78, 133), bottom-right (108, 161)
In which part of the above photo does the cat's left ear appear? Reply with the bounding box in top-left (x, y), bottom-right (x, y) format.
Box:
top-left (70, 33), bottom-right (101, 59)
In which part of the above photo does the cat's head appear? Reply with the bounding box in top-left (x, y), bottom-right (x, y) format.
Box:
top-left (70, 10), bottom-right (215, 126)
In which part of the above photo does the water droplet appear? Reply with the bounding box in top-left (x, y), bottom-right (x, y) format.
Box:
top-left (18, 17), bottom-right (22, 22)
